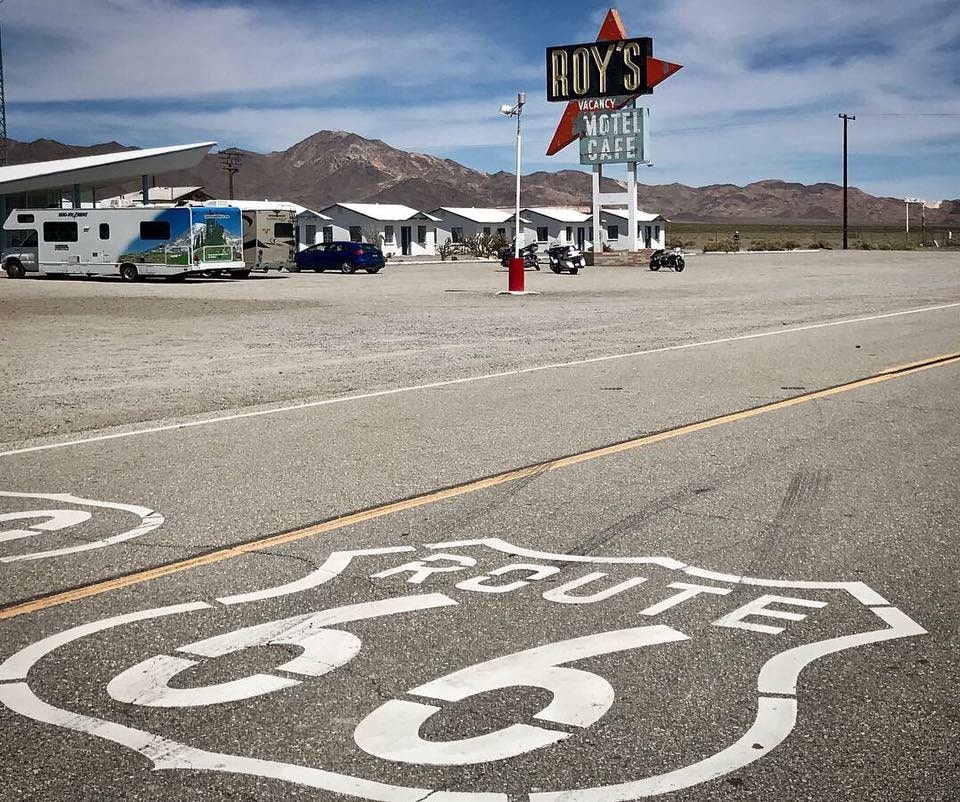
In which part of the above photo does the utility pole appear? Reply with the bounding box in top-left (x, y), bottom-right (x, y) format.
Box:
top-left (0, 17), bottom-right (8, 167)
top-left (217, 148), bottom-right (243, 200)
top-left (839, 114), bottom-right (855, 249)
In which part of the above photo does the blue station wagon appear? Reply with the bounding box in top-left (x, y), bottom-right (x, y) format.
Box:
top-left (294, 242), bottom-right (386, 274)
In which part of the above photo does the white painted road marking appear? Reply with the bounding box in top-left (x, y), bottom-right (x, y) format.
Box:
top-left (0, 539), bottom-right (927, 800)
top-left (0, 491), bottom-right (163, 562)
top-left (1, 300), bottom-right (957, 459)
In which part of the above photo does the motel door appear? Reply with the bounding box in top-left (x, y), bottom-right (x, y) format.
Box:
top-left (400, 226), bottom-right (412, 255)
top-left (577, 227), bottom-right (586, 250)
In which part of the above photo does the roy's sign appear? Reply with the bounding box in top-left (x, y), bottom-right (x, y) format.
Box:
top-left (546, 37), bottom-right (653, 102)
top-left (577, 107), bottom-right (650, 165)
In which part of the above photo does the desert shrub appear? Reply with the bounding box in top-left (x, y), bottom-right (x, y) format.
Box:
top-left (857, 240), bottom-right (873, 250)
top-left (437, 238), bottom-right (455, 261)
top-left (703, 239), bottom-right (738, 252)
top-left (666, 237), bottom-right (686, 249)
top-left (807, 239), bottom-right (832, 249)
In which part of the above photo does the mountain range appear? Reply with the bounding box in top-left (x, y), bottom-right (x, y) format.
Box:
top-left (7, 132), bottom-right (960, 225)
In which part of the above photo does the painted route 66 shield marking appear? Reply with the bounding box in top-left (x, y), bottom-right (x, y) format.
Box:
top-left (0, 538), bottom-right (925, 800)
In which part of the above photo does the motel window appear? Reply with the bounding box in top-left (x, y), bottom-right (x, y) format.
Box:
top-left (417, 225), bottom-right (427, 245)
top-left (497, 228), bottom-right (506, 236)
top-left (16, 213), bottom-right (34, 223)
top-left (536, 227), bottom-right (548, 243)
top-left (274, 223), bottom-right (294, 238)
top-left (483, 227), bottom-right (492, 236)
top-left (99, 223), bottom-right (110, 240)
top-left (607, 224), bottom-right (620, 240)
top-left (384, 225), bottom-right (395, 243)
top-left (322, 226), bottom-right (333, 243)
top-left (304, 224), bottom-right (317, 244)
top-left (139, 221), bottom-right (170, 240)
top-left (42, 221), bottom-right (78, 242)
top-left (349, 226), bottom-right (363, 242)
top-left (565, 226), bottom-right (573, 242)
top-left (451, 227), bottom-right (464, 243)
top-left (654, 225), bottom-right (661, 240)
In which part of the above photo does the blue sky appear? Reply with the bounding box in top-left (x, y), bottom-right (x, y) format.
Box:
top-left (4, 0), bottom-right (960, 199)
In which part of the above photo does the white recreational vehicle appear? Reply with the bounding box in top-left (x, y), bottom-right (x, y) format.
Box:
top-left (200, 201), bottom-right (296, 271)
top-left (2, 206), bottom-right (245, 281)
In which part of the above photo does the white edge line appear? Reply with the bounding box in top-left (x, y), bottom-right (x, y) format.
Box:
top-left (2, 301), bottom-right (957, 459)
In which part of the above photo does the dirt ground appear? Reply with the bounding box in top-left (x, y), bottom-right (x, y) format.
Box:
top-left (2, 251), bottom-right (958, 445)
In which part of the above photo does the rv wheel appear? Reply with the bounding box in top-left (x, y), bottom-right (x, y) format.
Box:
top-left (120, 264), bottom-right (140, 282)
top-left (4, 260), bottom-right (24, 279)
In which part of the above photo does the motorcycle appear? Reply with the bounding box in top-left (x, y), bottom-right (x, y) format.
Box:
top-left (649, 248), bottom-right (685, 272)
top-left (547, 244), bottom-right (586, 275)
top-left (499, 242), bottom-right (540, 271)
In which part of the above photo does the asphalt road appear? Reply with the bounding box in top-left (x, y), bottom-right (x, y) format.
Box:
top-left (0, 252), bottom-right (958, 801)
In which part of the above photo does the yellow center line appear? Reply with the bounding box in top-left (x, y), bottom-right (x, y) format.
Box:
top-left (2, 351), bottom-right (958, 621)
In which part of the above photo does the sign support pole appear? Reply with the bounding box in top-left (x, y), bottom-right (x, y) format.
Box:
top-left (626, 160), bottom-right (638, 251)
top-left (592, 165), bottom-right (603, 255)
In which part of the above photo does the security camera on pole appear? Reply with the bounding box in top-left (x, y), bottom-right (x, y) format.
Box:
top-left (498, 93), bottom-right (531, 295)
top-left (545, 8), bottom-right (682, 264)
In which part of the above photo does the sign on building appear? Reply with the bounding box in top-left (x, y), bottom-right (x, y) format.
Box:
top-left (577, 107), bottom-right (650, 165)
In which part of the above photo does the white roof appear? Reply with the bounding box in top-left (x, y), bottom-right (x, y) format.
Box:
top-left (522, 207), bottom-right (591, 223)
top-left (96, 186), bottom-right (206, 206)
top-left (0, 142), bottom-right (216, 194)
top-left (600, 208), bottom-right (667, 223)
top-left (432, 207), bottom-right (521, 224)
top-left (324, 202), bottom-right (441, 222)
top-left (203, 199), bottom-right (331, 219)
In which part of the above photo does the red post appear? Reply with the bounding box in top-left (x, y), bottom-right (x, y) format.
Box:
top-left (508, 256), bottom-right (525, 293)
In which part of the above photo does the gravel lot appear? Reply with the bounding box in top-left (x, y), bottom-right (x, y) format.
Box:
top-left (1, 250), bottom-right (958, 445)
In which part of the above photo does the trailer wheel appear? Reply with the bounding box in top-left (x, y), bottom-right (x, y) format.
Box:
top-left (120, 263), bottom-right (140, 282)
top-left (340, 262), bottom-right (356, 274)
top-left (4, 260), bottom-right (25, 279)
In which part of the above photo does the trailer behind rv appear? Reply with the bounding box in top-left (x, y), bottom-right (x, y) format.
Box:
top-left (2, 206), bottom-right (245, 281)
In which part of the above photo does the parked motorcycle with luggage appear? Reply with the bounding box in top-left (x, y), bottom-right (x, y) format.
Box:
top-left (547, 244), bottom-right (586, 274)
top-left (649, 248), bottom-right (685, 272)
top-left (499, 242), bottom-right (540, 271)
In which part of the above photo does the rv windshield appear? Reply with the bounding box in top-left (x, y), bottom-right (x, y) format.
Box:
top-left (8, 229), bottom-right (38, 248)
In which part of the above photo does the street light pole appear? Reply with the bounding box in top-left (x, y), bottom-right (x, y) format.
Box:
top-left (499, 93), bottom-right (527, 294)
top-left (839, 114), bottom-right (855, 250)
top-left (513, 93), bottom-right (523, 260)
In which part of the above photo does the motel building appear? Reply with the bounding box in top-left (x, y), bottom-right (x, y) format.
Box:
top-left (318, 203), bottom-right (439, 258)
top-left (520, 207), bottom-right (592, 250)
top-left (513, 207), bottom-right (668, 252)
top-left (598, 208), bottom-right (668, 251)
top-left (430, 207), bottom-right (527, 247)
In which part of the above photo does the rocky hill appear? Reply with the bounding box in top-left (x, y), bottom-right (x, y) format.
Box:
top-left (6, 132), bottom-right (959, 225)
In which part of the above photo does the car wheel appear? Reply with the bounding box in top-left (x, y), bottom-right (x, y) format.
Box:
top-left (5, 260), bottom-right (25, 279)
top-left (340, 262), bottom-right (356, 274)
top-left (674, 258), bottom-right (685, 272)
top-left (120, 263), bottom-right (140, 282)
